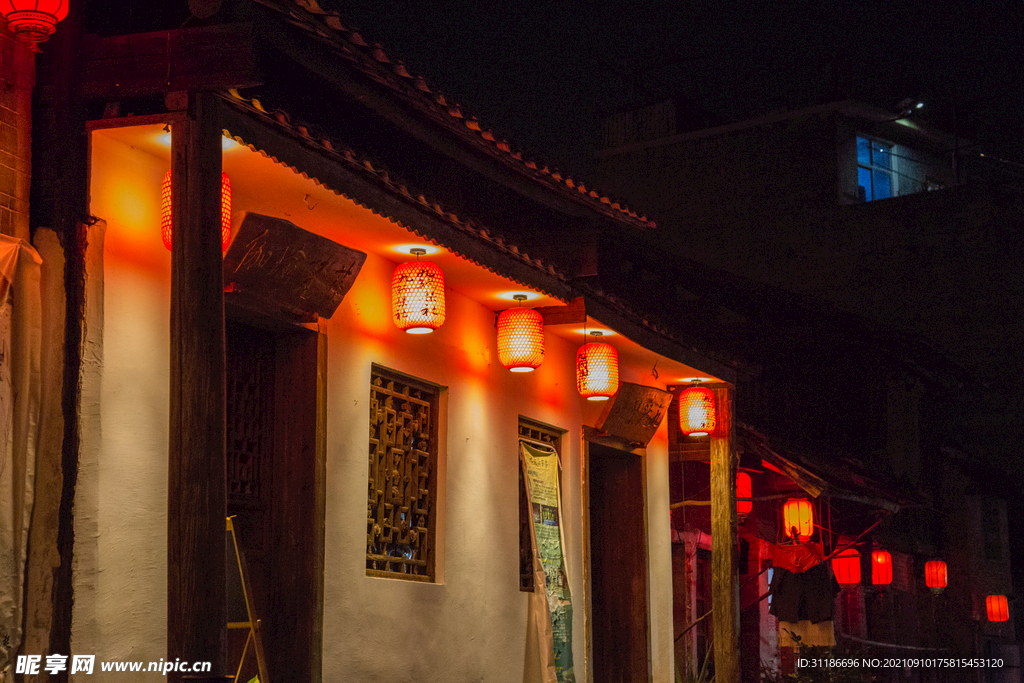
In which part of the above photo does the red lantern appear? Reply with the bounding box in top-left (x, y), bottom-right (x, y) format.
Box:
top-left (831, 548), bottom-right (861, 586)
top-left (0, 0), bottom-right (68, 45)
top-left (925, 560), bottom-right (948, 595)
top-left (736, 472), bottom-right (752, 516)
top-left (392, 248), bottom-right (445, 333)
top-left (161, 170), bottom-right (232, 252)
top-left (576, 332), bottom-right (618, 401)
top-left (497, 296), bottom-right (544, 372)
top-left (986, 594), bottom-right (1009, 622)
top-left (872, 550), bottom-right (892, 585)
top-left (678, 385), bottom-right (716, 436)
top-left (782, 498), bottom-right (813, 541)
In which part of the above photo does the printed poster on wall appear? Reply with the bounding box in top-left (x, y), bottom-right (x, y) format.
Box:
top-left (520, 441), bottom-right (575, 683)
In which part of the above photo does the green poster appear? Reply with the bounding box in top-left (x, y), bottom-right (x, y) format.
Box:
top-left (521, 442), bottom-right (575, 683)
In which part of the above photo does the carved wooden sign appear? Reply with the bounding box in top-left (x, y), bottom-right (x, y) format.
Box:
top-left (595, 382), bottom-right (673, 447)
top-left (224, 212), bottom-right (367, 321)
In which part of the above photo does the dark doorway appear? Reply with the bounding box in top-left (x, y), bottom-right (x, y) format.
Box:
top-left (225, 318), bottom-right (325, 683)
top-left (588, 441), bottom-right (649, 682)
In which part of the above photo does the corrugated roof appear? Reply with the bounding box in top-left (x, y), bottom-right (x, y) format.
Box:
top-left (250, 0), bottom-right (657, 230)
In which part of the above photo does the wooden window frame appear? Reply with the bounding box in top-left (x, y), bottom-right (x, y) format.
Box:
top-left (366, 365), bottom-right (440, 581)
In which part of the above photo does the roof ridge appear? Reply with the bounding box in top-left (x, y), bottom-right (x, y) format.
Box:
top-left (250, 0), bottom-right (656, 229)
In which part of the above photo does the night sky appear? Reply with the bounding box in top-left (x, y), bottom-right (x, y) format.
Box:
top-left (325, 1), bottom-right (1024, 177)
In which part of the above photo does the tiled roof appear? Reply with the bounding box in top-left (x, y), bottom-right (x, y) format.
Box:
top-left (221, 89), bottom-right (571, 290)
top-left (250, 0), bottom-right (657, 230)
top-left (219, 89), bottom-right (742, 378)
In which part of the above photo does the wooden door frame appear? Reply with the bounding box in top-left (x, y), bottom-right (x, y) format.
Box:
top-left (224, 308), bottom-right (328, 683)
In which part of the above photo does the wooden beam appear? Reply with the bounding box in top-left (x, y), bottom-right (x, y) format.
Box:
top-left (533, 296), bottom-right (586, 325)
top-left (82, 23), bottom-right (261, 99)
top-left (710, 386), bottom-right (739, 683)
top-left (168, 91), bottom-right (227, 681)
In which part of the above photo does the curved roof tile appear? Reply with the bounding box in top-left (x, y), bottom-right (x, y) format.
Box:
top-left (252, 0), bottom-right (656, 230)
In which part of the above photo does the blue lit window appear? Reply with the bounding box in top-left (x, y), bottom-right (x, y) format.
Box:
top-left (857, 136), bottom-right (894, 201)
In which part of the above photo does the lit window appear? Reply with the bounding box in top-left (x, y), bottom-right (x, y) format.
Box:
top-left (857, 136), bottom-right (894, 201)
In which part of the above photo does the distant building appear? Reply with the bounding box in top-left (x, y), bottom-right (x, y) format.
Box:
top-left (596, 97), bottom-right (1023, 680)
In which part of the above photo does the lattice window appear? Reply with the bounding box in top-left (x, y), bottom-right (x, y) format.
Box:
top-left (519, 419), bottom-right (563, 592)
top-left (367, 365), bottom-right (439, 581)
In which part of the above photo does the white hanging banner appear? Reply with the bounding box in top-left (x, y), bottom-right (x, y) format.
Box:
top-left (0, 235), bottom-right (43, 674)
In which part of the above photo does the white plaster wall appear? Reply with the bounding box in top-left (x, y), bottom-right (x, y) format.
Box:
top-left (82, 131), bottom-right (683, 683)
top-left (73, 133), bottom-right (170, 677)
top-left (320, 251), bottom-right (597, 682)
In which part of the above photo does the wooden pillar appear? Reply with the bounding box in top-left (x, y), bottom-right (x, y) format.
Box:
top-left (168, 91), bottom-right (226, 679)
top-left (710, 386), bottom-right (739, 683)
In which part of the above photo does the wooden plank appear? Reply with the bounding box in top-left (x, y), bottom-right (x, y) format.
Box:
top-left (223, 212), bottom-right (367, 321)
top-left (82, 24), bottom-right (261, 98)
top-left (534, 296), bottom-right (586, 325)
top-left (594, 381), bottom-right (673, 446)
top-left (269, 329), bottom-right (324, 683)
top-left (168, 91), bottom-right (227, 682)
top-left (710, 386), bottom-right (739, 683)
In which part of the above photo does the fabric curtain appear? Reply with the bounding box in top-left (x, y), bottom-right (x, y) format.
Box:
top-left (0, 235), bottom-right (43, 673)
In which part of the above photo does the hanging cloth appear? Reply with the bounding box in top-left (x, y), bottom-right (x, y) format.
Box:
top-left (0, 235), bottom-right (43, 672)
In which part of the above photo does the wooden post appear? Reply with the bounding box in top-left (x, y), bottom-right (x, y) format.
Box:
top-left (710, 386), bottom-right (739, 683)
top-left (168, 91), bottom-right (227, 680)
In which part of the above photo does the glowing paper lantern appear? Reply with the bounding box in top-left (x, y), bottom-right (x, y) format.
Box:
top-left (678, 385), bottom-right (716, 436)
top-left (925, 560), bottom-right (947, 595)
top-left (987, 595), bottom-right (1009, 622)
top-left (736, 472), bottom-right (752, 516)
top-left (497, 296), bottom-right (544, 372)
top-left (831, 548), bottom-right (861, 586)
top-left (782, 498), bottom-right (813, 541)
top-left (392, 248), bottom-right (445, 333)
top-left (161, 169), bottom-right (232, 252)
top-left (0, 0), bottom-right (68, 45)
top-left (872, 551), bottom-right (893, 585)
top-left (576, 332), bottom-right (618, 401)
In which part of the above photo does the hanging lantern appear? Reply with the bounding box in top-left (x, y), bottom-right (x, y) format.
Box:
top-left (986, 595), bottom-right (1009, 622)
top-left (925, 560), bottom-right (948, 595)
top-left (782, 498), bottom-right (813, 541)
top-left (736, 472), bottom-right (752, 516)
top-left (0, 0), bottom-right (68, 46)
top-left (576, 331), bottom-right (618, 401)
top-left (161, 169), bottom-right (232, 252)
top-left (497, 295), bottom-right (544, 372)
top-left (392, 248), bottom-right (445, 333)
top-left (678, 385), bottom-right (716, 436)
top-left (831, 548), bottom-right (861, 586)
top-left (872, 550), bottom-right (893, 585)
